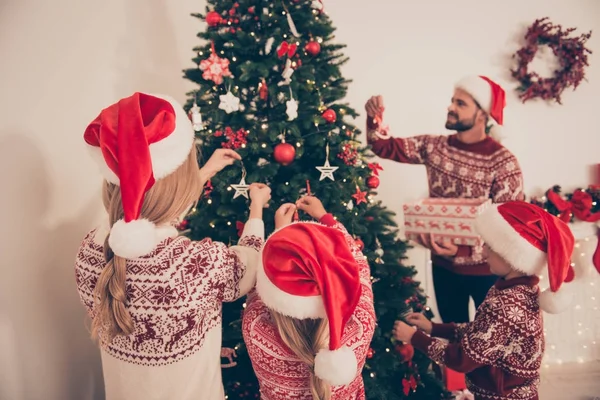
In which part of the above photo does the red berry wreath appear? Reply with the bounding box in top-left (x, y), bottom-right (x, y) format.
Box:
top-left (511, 17), bottom-right (592, 104)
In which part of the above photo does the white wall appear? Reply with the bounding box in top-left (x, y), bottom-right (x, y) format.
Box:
top-left (0, 1), bottom-right (598, 399)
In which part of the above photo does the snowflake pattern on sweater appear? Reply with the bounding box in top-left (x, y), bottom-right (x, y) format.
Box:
top-left (75, 226), bottom-right (263, 366)
top-left (412, 276), bottom-right (543, 400)
top-left (242, 216), bottom-right (376, 400)
top-left (368, 130), bottom-right (524, 274)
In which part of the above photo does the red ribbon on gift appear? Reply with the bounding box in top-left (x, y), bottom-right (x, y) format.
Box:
top-left (547, 189), bottom-right (600, 275)
top-left (277, 41), bottom-right (297, 58)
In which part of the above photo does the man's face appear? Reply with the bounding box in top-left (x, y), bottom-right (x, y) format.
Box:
top-left (445, 89), bottom-right (483, 132)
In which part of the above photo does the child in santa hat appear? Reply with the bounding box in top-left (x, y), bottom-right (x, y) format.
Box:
top-left (74, 92), bottom-right (271, 400)
top-left (242, 196), bottom-right (376, 399)
top-left (393, 201), bottom-right (576, 400)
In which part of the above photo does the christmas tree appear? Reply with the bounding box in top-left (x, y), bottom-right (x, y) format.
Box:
top-left (181, 1), bottom-right (447, 398)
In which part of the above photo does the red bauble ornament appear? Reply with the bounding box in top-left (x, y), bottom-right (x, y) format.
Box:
top-left (355, 237), bottom-right (365, 251)
top-left (206, 11), bottom-right (222, 27)
top-left (366, 175), bottom-right (380, 189)
top-left (248, 6), bottom-right (255, 13)
top-left (322, 108), bottom-right (336, 123)
top-left (229, 8), bottom-right (236, 16)
top-left (305, 41), bottom-right (321, 56)
top-left (229, 28), bottom-right (236, 33)
top-left (273, 142), bottom-right (296, 165)
top-left (366, 348), bottom-right (375, 359)
top-left (395, 343), bottom-right (414, 363)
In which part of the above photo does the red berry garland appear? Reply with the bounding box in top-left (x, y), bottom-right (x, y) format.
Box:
top-left (511, 17), bottom-right (592, 104)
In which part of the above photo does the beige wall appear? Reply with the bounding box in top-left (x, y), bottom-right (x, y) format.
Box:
top-left (0, 0), bottom-right (598, 399)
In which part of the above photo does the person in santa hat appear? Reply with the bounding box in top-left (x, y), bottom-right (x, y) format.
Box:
top-left (74, 92), bottom-right (271, 400)
top-left (242, 196), bottom-right (376, 399)
top-left (365, 76), bottom-right (525, 327)
top-left (392, 201), bottom-right (577, 400)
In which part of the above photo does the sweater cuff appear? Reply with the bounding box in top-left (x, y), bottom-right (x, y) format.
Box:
top-left (319, 213), bottom-right (337, 227)
top-left (241, 219), bottom-right (265, 240)
top-left (410, 330), bottom-right (433, 354)
top-left (431, 323), bottom-right (456, 340)
top-left (455, 245), bottom-right (472, 258)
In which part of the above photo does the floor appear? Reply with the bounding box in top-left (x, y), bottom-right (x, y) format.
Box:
top-left (538, 361), bottom-right (600, 400)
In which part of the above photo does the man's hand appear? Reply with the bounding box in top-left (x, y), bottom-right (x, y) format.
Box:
top-left (365, 95), bottom-right (385, 119)
top-left (200, 149), bottom-right (241, 181)
top-left (220, 347), bottom-right (237, 368)
top-left (393, 320), bottom-right (416, 342)
top-left (275, 203), bottom-right (296, 230)
top-left (417, 233), bottom-right (458, 257)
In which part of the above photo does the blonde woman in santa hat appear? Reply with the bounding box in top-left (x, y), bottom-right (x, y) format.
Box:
top-left (393, 201), bottom-right (577, 400)
top-left (74, 92), bottom-right (271, 400)
top-left (365, 76), bottom-right (525, 330)
top-left (242, 196), bottom-right (376, 399)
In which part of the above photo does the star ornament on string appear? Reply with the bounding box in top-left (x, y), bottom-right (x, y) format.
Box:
top-left (316, 144), bottom-right (338, 181)
top-left (230, 164), bottom-right (250, 199)
top-left (352, 186), bottom-right (368, 205)
top-left (218, 91), bottom-right (240, 114)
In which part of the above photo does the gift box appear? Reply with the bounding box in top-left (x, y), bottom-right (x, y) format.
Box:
top-left (403, 198), bottom-right (491, 246)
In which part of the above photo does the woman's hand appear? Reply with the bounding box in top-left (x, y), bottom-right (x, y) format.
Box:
top-left (275, 203), bottom-right (297, 230)
top-left (392, 320), bottom-right (416, 342)
top-left (295, 196), bottom-right (327, 220)
top-left (199, 149), bottom-right (241, 181)
top-left (249, 183), bottom-right (271, 208)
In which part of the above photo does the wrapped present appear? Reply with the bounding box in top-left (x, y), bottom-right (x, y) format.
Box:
top-left (403, 198), bottom-right (491, 246)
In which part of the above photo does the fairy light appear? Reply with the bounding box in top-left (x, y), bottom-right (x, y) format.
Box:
top-left (232, 57), bottom-right (237, 61)
top-left (227, 221), bottom-right (232, 226)
top-left (210, 223), bottom-right (215, 228)
top-left (241, 143), bottom-right (247, 148)
top-left (261, 143), bottom-right (267, 148)
top-left (207, 199), bottom-right (213, 204)
top-left (296, 142), bottom-right (302, 147)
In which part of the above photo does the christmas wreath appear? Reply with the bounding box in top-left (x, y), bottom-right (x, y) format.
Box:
top-left (511, 17), bottom-right (592, 104)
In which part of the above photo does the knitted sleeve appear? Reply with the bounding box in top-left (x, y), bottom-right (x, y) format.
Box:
top-left (490, 153), bottom-right (525, 203)
top-left (189, 219), bottom-right (264, 305)
top-left (366, 118), bottom-right (434, 164)
top-left (430, 322), bottom-right (470, 343)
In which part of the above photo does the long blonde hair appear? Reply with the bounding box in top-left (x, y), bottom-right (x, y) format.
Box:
top-left (271, 312), bottom-right (332, 400)
top-left (91, 146), bottom-right (204, 342)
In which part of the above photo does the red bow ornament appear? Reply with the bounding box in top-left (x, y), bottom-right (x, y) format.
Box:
top-left (277, 41), bottom-right (297, 58)
top-left (547, 189), bottom-right (600, 274)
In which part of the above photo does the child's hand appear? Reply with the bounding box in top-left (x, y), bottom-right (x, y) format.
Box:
top-left (200, 149), bottom-right (241, 181)
top-left (393, 320), bottom-right (416, 342)
top-left (220, 347), bottom-right (237, 368)
top-left (249, 183), bottom-right (271, 208)
top-left (275, 203), bottom-right (296, 230)
top-left (296, 196), bottom-right (327, 220)
top-left (405, 313), bottom-right (433, 334)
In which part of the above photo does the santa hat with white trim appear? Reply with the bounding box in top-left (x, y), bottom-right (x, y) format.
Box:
top-left (455, 75), bottom-right (506, 141)
top-left (256, 222), bottom-right (362, 386)
top-left (84, 92), bottom-right (194, 259)
top-left (475, 201), bottom-right (576, 314)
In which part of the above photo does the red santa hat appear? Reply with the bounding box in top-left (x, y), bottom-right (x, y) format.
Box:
top-left (475, 201), bottom-right (576, 314)
top-left (83, 92), bottom-right (194, 258)
top-left (455, 75), bottom-right (506, 141)
top-left (256, 222), bottom-right (362, 386)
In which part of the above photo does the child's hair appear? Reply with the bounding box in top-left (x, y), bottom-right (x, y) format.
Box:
top-left (91, 146), bottom-right (203, 342)
top-left (271, 311), bottom-right (331, 400)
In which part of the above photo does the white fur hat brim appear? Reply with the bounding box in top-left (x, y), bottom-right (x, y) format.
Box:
top-left (108, 219), bottom-right (178, 259)
top-left (475, 204), bottom-right (547, 276)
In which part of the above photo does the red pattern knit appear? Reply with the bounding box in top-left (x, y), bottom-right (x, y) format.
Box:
top-left (368, 125), bottom-right (524, 275)
top-left (411, 276), bottom-right (543, 400)
top-left (75, 229), bottom-right (263, 365)
top-left (242, 215), bottom-right (376, 400)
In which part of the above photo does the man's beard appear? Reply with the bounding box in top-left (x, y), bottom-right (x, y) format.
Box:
top-left (445, 112), bottom-right (476, 132)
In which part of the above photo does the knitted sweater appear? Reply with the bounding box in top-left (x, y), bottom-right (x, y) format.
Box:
top-left (75, 219), bottom-right (264, 400)
top-left (242, 214), bottom-right (376, 400)
top-left (411, 276), bottom-right (543, 400)
top-left (367, 121), bottom-right (524, 275)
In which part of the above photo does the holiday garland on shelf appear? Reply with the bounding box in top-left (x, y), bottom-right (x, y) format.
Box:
top-left (511, 17), bottom-right (592, 104)
top-left (530, 184), bottom-right (600, 274)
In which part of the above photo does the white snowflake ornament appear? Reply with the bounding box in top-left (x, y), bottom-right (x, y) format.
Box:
top-left (286, 98), bottom-right (298, 121)
top-left (219, 91), bottom-right (240, 114)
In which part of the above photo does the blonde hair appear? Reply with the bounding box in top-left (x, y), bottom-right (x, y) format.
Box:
top-left (91, 146), bottom-right (204, 342)
top-left (271, 312), bottom-right (331, 400)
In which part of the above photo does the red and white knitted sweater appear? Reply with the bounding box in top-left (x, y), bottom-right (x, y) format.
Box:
top-left (411, 276), bottom-right (544, 400)
top-left (75, 219), bottom-right (264, 400)
top-left (367, 121), bottom-right (524, 275)
top-left (242, 214), bottom-right (376, 400)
